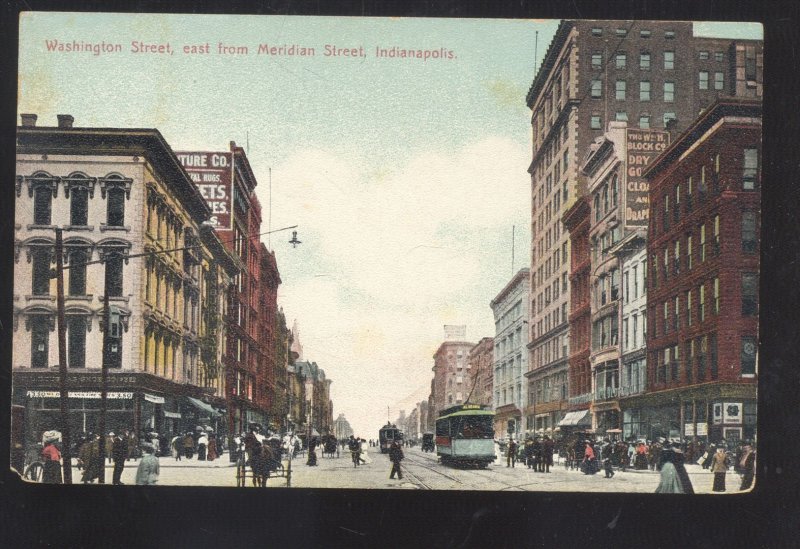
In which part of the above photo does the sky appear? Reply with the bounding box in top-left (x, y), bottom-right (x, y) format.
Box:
top-left (17, 13), bottom-right (762, 437)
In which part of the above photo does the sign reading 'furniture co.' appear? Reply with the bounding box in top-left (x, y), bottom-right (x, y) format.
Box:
top-left (625, 129), bottom-right (670, 227)
top-left (175, 151), bottom-right (233, 231)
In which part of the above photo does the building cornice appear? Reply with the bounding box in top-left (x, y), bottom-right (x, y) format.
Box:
top-left (17, 126), bottom-right (212, 223)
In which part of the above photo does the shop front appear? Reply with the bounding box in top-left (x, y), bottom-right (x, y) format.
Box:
top-left (494, 404), bottom-right (521, 441)
top-left (12, 370), bottom-right (223, 449)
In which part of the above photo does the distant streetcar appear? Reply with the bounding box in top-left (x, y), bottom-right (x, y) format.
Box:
top-left (435, 404), bottom-right (495, 468)
top-left (378, 423), bottom-right (403, 454)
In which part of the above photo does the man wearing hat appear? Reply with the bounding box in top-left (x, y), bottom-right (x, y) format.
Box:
top-left (739, 442), bottom-right (756, 491)
top-left (111, 432), bottom-right (128, 485)
top-left (135, 443), bottom-right (160, 485)
top-left (389, 439), bottom-right (404, 480)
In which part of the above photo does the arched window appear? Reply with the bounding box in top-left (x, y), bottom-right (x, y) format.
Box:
top-left (100, 174), bottom-right (132, 227)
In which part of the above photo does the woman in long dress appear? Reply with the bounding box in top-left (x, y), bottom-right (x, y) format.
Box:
top-left (360, 438), bottom-right (371, 465)
top-left (655, 461), bottom-right (684, 493)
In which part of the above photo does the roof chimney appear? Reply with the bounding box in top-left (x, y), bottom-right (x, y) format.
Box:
top-left (57, 114), bottom-right (74, 128)
top-left (20, 114), bottom-right (37, 127)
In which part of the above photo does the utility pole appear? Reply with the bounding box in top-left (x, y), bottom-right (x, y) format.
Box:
top-left (97, 258), bottom-right (110, 484)
top-left (54, 228), bottom-right (72, 483)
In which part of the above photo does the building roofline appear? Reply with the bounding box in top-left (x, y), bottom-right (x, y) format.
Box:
top-left (644, 98), bottom-right (762, 180)
top-left (491, 268), bottom-right (531, 308)
top-left (526, 20), bottom-right (574, 109)
top-left (17, 125), bottom-right (212, 222)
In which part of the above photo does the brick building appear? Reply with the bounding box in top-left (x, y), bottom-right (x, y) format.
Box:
top-left (561, 196), bottom-right (592, 430)
top-left (636, 98), bottom-right (760, 444)
top-left (466, 337), bottom-right (493, 408)
top-left (431, 340), bottom-right (475, 424)
top-left (526, 21), bottom-right (762, 435)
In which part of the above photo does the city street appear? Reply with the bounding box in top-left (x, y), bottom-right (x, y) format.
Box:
top-left (51, 445), bottom-right (748, 493)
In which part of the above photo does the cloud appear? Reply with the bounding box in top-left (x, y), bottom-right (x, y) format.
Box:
top-left (257, 137), bottom-right (531, 435)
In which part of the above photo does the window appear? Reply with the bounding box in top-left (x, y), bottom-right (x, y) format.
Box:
top-left (663, 301), bottom-right (669, 334)
top-left (31, 316), bottom-right (50, 368)
top-left (107, 187), bottom-right (125, 227)
top-left (699, 71), bottom-right (709, 90)
top-left (713, 215), bottom-right (720, 255)
top-left (686, 290), bottom-right (693, 327)
top-left (640, 52), bottom-right (650, 71)
top-left (591, 115), bottom-right (602, 129)
top-left (715, 51), bottom-right (724, 62)
top-left (664, 51), bottom-right (674, 70)
top-left (591, 52), bottom-right (603, 69)
top-left (591, 80), bottom-right (602, 99)
top-left (592, 27), bottom-right (602, 36)
top-left (68, 316), bottom-right (86, 369)
top-left (663, 112), bottom-right (676, 128)
top-left (33, 186), bottom-right (53, 225)
top-left (639, 115), bottom-right (650, 129)
top-left (674, 240), bottom-right (680, 273)
top-left (741, 337), bottom-right (756, 375)
top-left (663, 81), bottom-right (674, 102)
top-left (699, 51), bottom-right (709, 60)
top-left (699, 283), bottom-right (705, 322)
top-left (633, 265), bottom-right (639, 298)
top-left (616, 80), bottom-right (627, 100)
top-left (640, 30), bottom-right (651, 38)
top-left (742, 211), bottom-right (757, 253)
top-left (615, 52), bottom-right (627, 69)
top-left (616, 111), bottom-right (628, 122)
top-left (70, 186), bottom-right (89, 226)
top-left (665, 30), bottom-right (675, 39)
top-left (687, 235), bottom-right (693, 270)
top-left (743, 148), bottom-right (758, 190)
top-left (700, 224), bottom-right (706, 261)
top-left (714, 71), bottom-right (724, 90)
top-left (616, 28), bottom-right (627, 38)
top-left (713, 277), bottom-right (720, 315)
top-left (105, 253), bottom-right (124, 297)
top-left (32, 247), bottom-right (51, 296)
top-left (742, 273), bottom-right (758, 316)
top-left (68, 248), bottom-right (87, 296)
top-left (639, 81), bottom-right (651, 101)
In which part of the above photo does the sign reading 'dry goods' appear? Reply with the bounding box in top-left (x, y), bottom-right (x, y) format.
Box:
top-left (625, 129), bottom-right (670, 227)
top-left (175, 151), bottom-right (233, 231)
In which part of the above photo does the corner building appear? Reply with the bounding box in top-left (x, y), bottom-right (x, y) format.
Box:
top-left (639, 99), bottom-right (761, 443)
top-left (525, 21), bottom-right (762, 434)
top-left (13, 115), bottom-right (238, 442)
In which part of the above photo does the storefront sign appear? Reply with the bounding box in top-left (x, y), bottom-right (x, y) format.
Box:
top-left (143, 393), bottom-right (165, 404)
top-left (684, 423), bottom-right (695, 436)
top-left (713, 403), bottom-right (723, 424)
top-left (176, 151), bottom-right (233, 231)
top-left (723, 402), bottom-right (742, 424)
top-left (697, 423), bottom-right (708, 436)
top-left (625, 128), bottom-right (670, 228)
top-left (163, 411), bottom-right (182, 419)
top-left (26, 390), bottom-right (133, 399)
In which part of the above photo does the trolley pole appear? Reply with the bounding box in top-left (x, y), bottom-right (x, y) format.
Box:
top-left (54, 228), bottom-right (73, 483)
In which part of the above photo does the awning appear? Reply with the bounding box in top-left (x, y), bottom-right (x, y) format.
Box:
top-left (558, 410), bottom-right (592, 427)
top-left (186, 396), bottom-right (221, 417)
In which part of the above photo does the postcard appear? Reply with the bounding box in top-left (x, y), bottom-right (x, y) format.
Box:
top-left (12, 13), bottom-right (762, 493)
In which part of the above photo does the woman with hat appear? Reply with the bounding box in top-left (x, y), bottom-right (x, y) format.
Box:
top-left (41, 438), bottom-right (63, 484)
top-left (135, 443), bottom-right (160, 485)
top-left (711, 444), bottom-right (729, 492)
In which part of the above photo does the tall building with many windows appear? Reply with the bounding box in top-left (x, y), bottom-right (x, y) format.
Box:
top-left (639, 98), bottom-right (760, 444)
top-left (525, 21), bottom-right (762, 434)
top-left (491, 269), bottom-right (529, 439)
top-left (13, 114), bottom-right (238, 443)
top-left (431, 339), bottom-right (475, 423)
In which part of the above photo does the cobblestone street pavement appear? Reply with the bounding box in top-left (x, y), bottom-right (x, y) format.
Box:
top-left (63, 445), bottom-right (749, 493)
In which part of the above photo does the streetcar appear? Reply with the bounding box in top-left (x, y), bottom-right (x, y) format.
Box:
top-left (378, 423), bottom-right (403, 454)
top-left (435, 404), bottom-right (495, 468)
